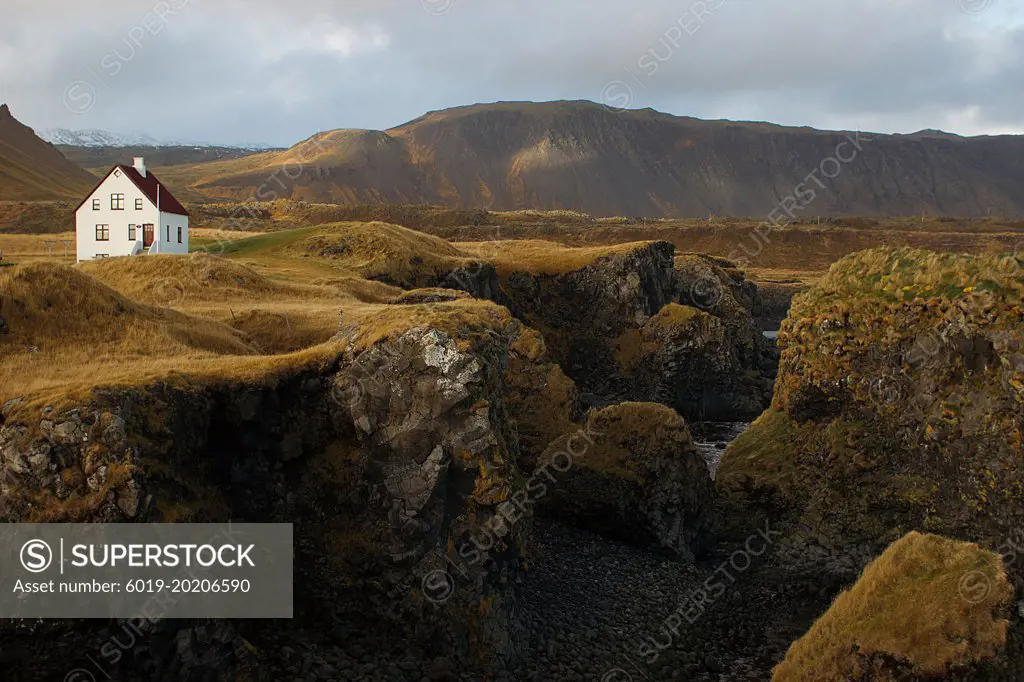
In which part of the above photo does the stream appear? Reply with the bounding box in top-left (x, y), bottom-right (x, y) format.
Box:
top-left (691, 421), bottom-right (750, 478)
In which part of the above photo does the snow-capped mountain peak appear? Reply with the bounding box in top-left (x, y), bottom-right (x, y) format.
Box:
top-left (40, 127), bottom-right (273, 150)
top-left (40, 128), bottom-right (169, 147)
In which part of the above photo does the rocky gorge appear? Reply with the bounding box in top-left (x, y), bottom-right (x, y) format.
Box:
top-left (0, 238), bottom-right (1021, 681)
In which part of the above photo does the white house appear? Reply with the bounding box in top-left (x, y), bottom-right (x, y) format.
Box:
top-left (74, 157), bottom-right (190, 262)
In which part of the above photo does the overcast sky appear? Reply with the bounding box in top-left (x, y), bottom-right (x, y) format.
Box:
top-left (1, 0), bottom-right (1021, 146)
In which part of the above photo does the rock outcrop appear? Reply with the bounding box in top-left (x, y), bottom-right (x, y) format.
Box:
top-left (717, 248), bottom-right (1024, 571)
top-left (773, 532), bottom-right (1017, 682)
top-left (499, 241), bottom-right (678, 386)
top-left (489, 241), bottom-right (776, 421)
top-left (672, 254), bottom-right (780, 415)
top-left (0, 302), bottom-right (547, 678)
top-left (751, 279), bottom-right (808, 331)
top-left (502, 324), bottom-right (579, 469)
top-left (536, 402), bottom-right (714, 561)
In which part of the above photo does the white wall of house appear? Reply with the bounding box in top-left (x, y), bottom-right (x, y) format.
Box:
top-left (75, 163), bottom-right (189, 262)
top-left (152, 210), bottom-right (189, 255)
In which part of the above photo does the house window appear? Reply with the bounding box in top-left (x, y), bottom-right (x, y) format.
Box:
top-left (95, 225), bottom-right (110, 241)
top-left (166, 225), bottom-right (170, 241)
top-left (129, 224), bottom-right (137, 240)
top-left (92, 199), bottom-right (100, 210)
top-left (111, 193), bottom-right (125, 210)
top-left (135, 198), bottom-right (144, 210)
top-left (177, 226), bottom-right (182, 243)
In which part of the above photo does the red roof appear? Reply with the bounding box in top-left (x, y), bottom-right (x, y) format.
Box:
top-left (75, 164), bottom-right (190, 217)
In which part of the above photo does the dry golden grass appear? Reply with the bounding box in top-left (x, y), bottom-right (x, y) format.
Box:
top-left (430, 218), bottom-right (1024, 273)
top-left (80, 253), bottom-right (294, 303)
top-left (802, 246), bottom-right (1024, 305)
top-left (0, 229), bottom-right (252, 266)
top-left (716, 408), bottom-right (802, 496)
top-left (78, 253), bottom-right (359, 355)
top-left (0, 241), bottom-right (512, 407)
top-left (339, 297), bottom-right (514, 353)
top-left (773, 531), bottom-right (1013, 681)
top-left (282, 221), bottom-right (476, 286)
top-left (0, 221), bottom-right (664, 412)
top-left (455, 239), bottom-right (656, 276)
top-left (0, 231), bottom-right (77, 265)
top-left (0, 262), bottom-right (261, 400)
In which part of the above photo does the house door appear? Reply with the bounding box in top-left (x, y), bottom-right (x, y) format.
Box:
top-left (143, 224), bottom-right (154, 247)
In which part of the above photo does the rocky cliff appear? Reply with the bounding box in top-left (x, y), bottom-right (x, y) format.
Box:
top-left (536, 402), bottom-right (714, 561)
top-left (0, 301), bottom-right (549, 679)
top-left (717, 247), bottom-right (1024, 570)
top-left (483, 240), bottom-right (777, 421)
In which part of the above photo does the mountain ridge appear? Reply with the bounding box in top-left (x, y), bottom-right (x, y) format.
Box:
top-left (158, 100), bottom-right (1024, 217)
top-left (40, 127), bottom-right (275, 150)
top-left (9, 101), bottom-right (1024, 216)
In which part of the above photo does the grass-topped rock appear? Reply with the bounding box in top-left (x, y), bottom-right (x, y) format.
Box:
top-left (458, 239), bottom-right (776, 420)
top-left (717, 247), bottom-right (1024, 570)
top-left (536, 402), bottom-right (714, 560)
top-left (0, 288), bottom-right (550, 674)
top-left (773, 531), bottom-right (1016, 681)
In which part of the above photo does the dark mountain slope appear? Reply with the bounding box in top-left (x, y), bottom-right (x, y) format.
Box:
top-left (168, 101), bottom-right (1024, 218)
top-left (0, 105), bottom-right (96, 201)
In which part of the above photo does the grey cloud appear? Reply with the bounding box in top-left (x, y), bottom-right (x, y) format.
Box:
top-left (0, 0), bottom-right (1020, 145)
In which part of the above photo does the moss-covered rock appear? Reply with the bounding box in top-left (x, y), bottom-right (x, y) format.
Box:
top-left (503, 324), bottom-right (580, 469)
top-left (773, 531), bottom-right (1015, 682)
top-left (718, 247), bottom-right (1024, 569)
top-left (536, 402), bottom-right (714, 560)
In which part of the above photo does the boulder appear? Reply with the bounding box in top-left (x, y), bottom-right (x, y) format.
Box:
top-left (536, 402), bottom-right (714, 561)
top-left (773, 532), bottom-right (1017, 682)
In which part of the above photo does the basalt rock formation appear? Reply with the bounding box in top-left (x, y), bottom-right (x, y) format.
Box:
top-left (502, 324), bottom-right (580, 469)
top-left (536, 402), bottom-right (714, 561)
top-left (492, 241), bottom-right (777, 421)
top-left (0, 302), bottom-right (547, 678)
top-left (717, 248), bottom-right (1024, 575)
top-left (631, 254), bottom-right (778, 419)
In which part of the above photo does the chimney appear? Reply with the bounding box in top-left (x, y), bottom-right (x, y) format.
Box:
top-left (133, 157), bottom-right (146, 177)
